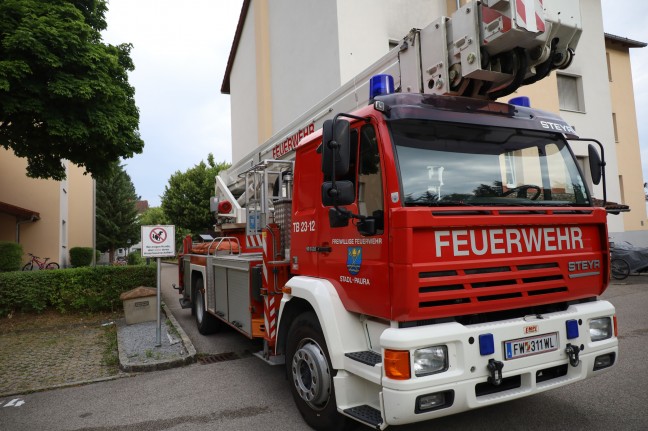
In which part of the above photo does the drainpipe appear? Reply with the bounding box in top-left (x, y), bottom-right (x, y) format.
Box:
top-left (15, 216), bottom-right (37, 243)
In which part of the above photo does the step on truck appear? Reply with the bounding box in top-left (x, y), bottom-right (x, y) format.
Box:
top-left (176, 1), bottom-right (618, 429)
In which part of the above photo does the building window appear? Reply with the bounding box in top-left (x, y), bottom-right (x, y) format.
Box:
top-left (612, 113), bottom-right (619, 142)
top-left (557, 74), bottom-right (584, 112)
top-left (606, 52), bottom-right (612, 82)
top-left (388, 39), bottom-right (399, 51)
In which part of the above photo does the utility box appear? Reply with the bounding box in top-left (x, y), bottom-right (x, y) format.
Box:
top-left (120, 286), bottom-right (158, 325)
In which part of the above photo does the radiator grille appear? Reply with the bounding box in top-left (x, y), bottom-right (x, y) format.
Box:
top-left (418, 262), bottom-right (568, 311)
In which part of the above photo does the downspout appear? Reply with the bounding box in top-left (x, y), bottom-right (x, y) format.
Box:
top-left (15, 216), bottom-right (37, 243)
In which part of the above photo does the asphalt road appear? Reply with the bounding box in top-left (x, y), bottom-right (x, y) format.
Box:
top-left (1, 264), bottom-right (646, 431)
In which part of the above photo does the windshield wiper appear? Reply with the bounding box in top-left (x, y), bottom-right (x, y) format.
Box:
top-left (405, 201), bottom-right (477, 207)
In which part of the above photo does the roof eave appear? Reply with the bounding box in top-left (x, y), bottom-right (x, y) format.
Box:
top-left (221, 0), bottom-right (251, 95)
top-left (604, 32), bottom-right (647, 48)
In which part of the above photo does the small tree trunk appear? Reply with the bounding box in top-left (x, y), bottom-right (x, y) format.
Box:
top-left (109, 247), bottom-right (115, 263)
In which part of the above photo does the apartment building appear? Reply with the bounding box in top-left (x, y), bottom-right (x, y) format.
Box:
top-left (603, 33), bottom-right (647, 242)
top-left (222, 0), bottom-right (646, 240)
top-left (0, 149), bottom-right (94, 268)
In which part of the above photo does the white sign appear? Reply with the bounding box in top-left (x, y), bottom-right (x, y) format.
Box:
top-left (141, 225), bottom-right (176, 257)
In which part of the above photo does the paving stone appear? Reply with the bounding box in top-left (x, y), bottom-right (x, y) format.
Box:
top-left (0, 303), bottom-right (195, 397)
top-left (0, 312), bottom-right (120, 397)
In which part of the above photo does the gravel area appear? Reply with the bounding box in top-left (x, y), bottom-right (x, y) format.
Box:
top-left (116, 306), bottom-right (195, 372)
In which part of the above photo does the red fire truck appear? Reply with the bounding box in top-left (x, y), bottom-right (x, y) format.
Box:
top-left (176, 1), bottom-right (618, 429)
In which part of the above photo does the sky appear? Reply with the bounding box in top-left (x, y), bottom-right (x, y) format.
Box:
top-left (102, 0), bottom-right (648, 207)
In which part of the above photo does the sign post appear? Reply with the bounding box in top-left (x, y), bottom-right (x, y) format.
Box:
top-left (141, 225), bottom-right (176, 346)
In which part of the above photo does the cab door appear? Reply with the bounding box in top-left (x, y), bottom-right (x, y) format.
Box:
top-left (318, 123), bottom-right (390, 318)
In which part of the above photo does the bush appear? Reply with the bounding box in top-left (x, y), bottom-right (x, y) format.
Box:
top-left (0, 265), bottom-right (156, 316)
top-left (69, 247), bottom-right (94, 267)
top-left (0, 241), bottom-right (23, 272)
top-left (127, 252), bottom-right (143, 265)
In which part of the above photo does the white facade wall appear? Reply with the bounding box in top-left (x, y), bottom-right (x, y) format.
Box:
top-left (381, 0), bottom-right (448, 41)
top-left (268, 0), bottom-right (341, 133)
top-left (229, 0), bottom-right (452, 162)
top-left (336, 1), bottom-right (387, 85)
top-left (230, 5), bottom-right (260, 163)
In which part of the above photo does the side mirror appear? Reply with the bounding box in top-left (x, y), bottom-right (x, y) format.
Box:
top-left (321, 180), bottom-right (355, 206)
top-left (588, 144), bottom-right (602, 185)
top-left (321, 119), bottom-right (351, 179)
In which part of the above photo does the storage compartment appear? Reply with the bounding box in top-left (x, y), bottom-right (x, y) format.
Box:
top-left (208, 253), bottom-right (262, 337)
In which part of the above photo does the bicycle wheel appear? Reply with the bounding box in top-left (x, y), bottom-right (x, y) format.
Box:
top-left (611, 258), bottom-right (630, 280)
top-left (22, 262), bottom-right (33, 271)
top-left (45, 262), bottom-right (60, 270)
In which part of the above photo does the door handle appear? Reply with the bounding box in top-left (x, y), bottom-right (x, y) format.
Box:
top-left (306, 246), bottom-right (332, 253)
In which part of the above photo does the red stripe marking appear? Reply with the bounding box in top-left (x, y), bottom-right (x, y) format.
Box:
top-left (517, 0), bottom-right (527, 25)
top-left (536, 12), bottom-right (545, 32)
top-left (481, 5), bottom-right (512, 33)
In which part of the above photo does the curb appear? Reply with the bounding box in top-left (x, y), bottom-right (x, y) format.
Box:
top-left (117, 302), bottom-right (196, 373)
top-left (0, 374), bottom-right (132, 399)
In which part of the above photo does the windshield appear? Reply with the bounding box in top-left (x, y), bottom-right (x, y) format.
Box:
top-left (391, 120), bottom-right (590, 207)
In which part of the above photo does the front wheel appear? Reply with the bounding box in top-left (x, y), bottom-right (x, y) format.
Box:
top-left (22, 262), bottom-right (33, 271)
top-left (611, 258), bottom-right (630, 280)
top-left (285, 311), bottom-right (347, 431)
top-left (46, 262), bottom-right (59, 270)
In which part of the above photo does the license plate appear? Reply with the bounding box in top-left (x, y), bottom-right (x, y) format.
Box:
top-left (504, 332), bottom-right (559, 360)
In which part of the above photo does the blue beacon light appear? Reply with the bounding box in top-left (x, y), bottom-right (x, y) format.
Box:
top-left (369, 74), bottom-right (395, 100)
top-left (509, 96), bottom-right (531, 107)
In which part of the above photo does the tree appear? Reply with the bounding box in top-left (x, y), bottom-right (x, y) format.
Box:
top-left (96, 163), bottom-right (139, 262)
top-left (161, 154), bottom-right (230, 234)
top-left (0, 0), bottom-right (143, 180)
top-left (137, 207), bottom-right (170, 227)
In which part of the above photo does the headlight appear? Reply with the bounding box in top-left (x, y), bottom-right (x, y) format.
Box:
top-left (413, 346), bottom-right (448, 377)
top-left (589, 317), bottom-right (612, 341)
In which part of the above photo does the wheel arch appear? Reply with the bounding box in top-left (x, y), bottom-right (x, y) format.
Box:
top-left (277, 276), bottom-right (367, 369)
top-left (190, 265), bottom-right (206, 298)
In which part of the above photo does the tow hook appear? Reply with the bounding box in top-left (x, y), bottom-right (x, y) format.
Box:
top-left (565, 343), bottom-right (581, 367)
top-left (487, 359), bottom-right (504, 386)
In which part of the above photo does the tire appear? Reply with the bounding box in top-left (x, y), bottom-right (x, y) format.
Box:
top-left (22, 263), bottom-right (33, 271)
top-left (611, 258), bottom-right (630, 280)
top-left (46, 262), bottom-right (59, 270)
top-left (194, 277), bottom-right (219, 335)
top-left (285, 311), bottom-right (347, 431)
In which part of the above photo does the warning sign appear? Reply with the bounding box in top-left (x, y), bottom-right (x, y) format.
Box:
top-left (141, 225), bottom-right (176, 257)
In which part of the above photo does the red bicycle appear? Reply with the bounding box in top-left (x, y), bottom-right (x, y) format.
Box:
top-left (22, 253), bottom-right (60, 270)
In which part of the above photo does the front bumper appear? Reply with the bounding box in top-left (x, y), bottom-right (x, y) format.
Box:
top-left (379, 300), bottom-right (618, 426)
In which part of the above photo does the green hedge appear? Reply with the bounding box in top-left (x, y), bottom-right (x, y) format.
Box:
top-left (0, 265), bottom-right (156, 316)
top-left (127, 252), bottom-right (143, 265)
top-left (69, 247), bottom-right (94, 267)
top-left (0, 241), bottom-right (23, 272)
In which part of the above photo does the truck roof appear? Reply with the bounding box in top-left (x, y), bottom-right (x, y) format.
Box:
top-left (374, 93), bottom-right (579, 139)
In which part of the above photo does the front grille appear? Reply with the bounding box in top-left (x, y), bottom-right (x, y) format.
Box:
top-left (418, 262), bottom-right (567, 312)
